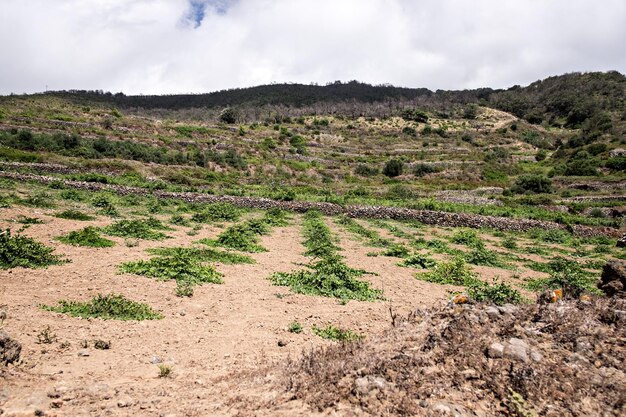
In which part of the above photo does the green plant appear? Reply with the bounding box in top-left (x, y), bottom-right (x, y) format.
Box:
top-left (54, 210), bottom-right (95, 221)
top-left (270, 255), bottom-right (382, 301)
top-left (14, 216), bottom-right (44, 224)
top-left (525, 257), bottom-right (599, 297)
top-left (175, 280), bottom-right (194, 297)
top-left (450, 229), bottom-right (484, 248)
top-left (417, 258), bottom-right (478, 286)
top-left (158, 364), bottom-right (173, 378)
top-left (41, 293), bottom-right (163, 320)
top-left (511, 174), bottom-right (553, 194)
top-left (382, 159), bottom-right (403, 177)
top-left (148, 246), bottom-right (254, 264)
top-left (23, 192), bottom-right (55, 208)
top-left (190, 203), bottom-right (242, 223)
top-left (288, 321), bottom-right (303, 334)
top-left (0, 229), bottom-right (66, 269)
top-left (119, 255), bottom-right (223, 285)
top-left (58, 227), bottom-right (115, 248)
top-left (312, 325), bottom-right (362, 342)
top-left (103, 219), bottom-right (170, 240)
top-left (466, 279), bottom-right (523, 305)
top-left (464, 246), bottom-right (509, 268)
top-left (381, 244), bottom-right (410, 258)
top-left (398, 253), bottom-right (436, 269)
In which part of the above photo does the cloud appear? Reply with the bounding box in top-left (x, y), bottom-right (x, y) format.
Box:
top-left (0, 0), bottom-right (624, 95)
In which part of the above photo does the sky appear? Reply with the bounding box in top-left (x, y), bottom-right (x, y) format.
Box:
top-left (0, 0), bottom-right (624, 95)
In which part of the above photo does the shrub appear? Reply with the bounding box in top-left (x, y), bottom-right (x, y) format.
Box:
top-left (219, 107), bottom-right (238, 124)
top-left (355, 164), bottom-right (379, 177)
top-left (288, 321), bottom-right (303, 334)
top-left (148, 246), bottom-right (254, 264)
top-left (525, 257), bottom-right (598, 297)
top-left (55, 210), bottom-right (95, 221)
top-left (382, 159), bottom-right (403, 177)
top-left (464, 247), bottom-right (509, 268)
top-left (401, 109), bottom-right (429, 123)
top-left (511, 174), bottom-right (553, 194)
top-left (398, 253), bottom-right (436, 269)
top-left (467, 279), bottom-right (523, 305)
top-left (0, 229), bottom-right (66, 269)
top-left (41, 293), bottom-right (162, 320)
top-left (381, 244), bottom-right (410, 258)
top-left (120, 255), bottom-right (223, 285)
top-left (191, 203), bottom-right (241, 223)
top-left (606, 156), bottom-right (626, 172)
top-left (312, 325), bottom-right (362, 342)
top-left (58, 227), bottom-right (115, 248)
top-left (402, 126), bottom-right (416, 136)
top-left (103, 219), bottom-right (170, 240)
top-left (451, 229), bottom-right (484, 248)
top-left (412, 163), bottom-right (439, 177)
top-left (417, 258), bottom-right (478, 286)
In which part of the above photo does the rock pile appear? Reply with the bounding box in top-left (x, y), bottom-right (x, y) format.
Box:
top-left (598, 259), bottom-right (626, 298)
top-left (0, 330), bottom-right (21, 366)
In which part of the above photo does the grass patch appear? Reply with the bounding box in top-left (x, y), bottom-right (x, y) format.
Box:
top-left (0, 228), bottom-right (66, 269)
top-left (58, 226), bottom-right (115, 248)
top-left (55, 209), bottom-right (95, 221)
top-left (312, 325), bottom-right (362, 342)
top-left (41, 293), bottom-right (162, 320)
top-left (103, 218), bottom-right (171, 240)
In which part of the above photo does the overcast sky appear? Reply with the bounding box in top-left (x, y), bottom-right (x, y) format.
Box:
top-left (1, 0), bottom-right (624, 95)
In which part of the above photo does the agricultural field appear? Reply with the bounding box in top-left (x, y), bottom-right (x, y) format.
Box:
top-left (1, 73), bottom-right (625, 416)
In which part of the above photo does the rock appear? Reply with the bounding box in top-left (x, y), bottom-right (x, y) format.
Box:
top-left (430, 401), bottom-right (470, 417)
top-left (354, 376), bottom-right (388, 395)
top-left (617, 235), bottom-right (626, 248)
top-left (484, 306), bottom-right (500, 319)
top-left (277, 339), bottom-right (288, 347)
top-left (150, 356), bottom-right (162, 364)
top-left (487, 342), bottom-right (504, 358)
top-left (597, 259), bottom-right (626, 297)
top-left (77, 349), bottom-right (90, 357)
top-left (530, 350), bottom-right (543, 362)
top-left (0, 330), bottom-right (21, 365)
top-left (497, 304), bottom-right (519, 315)
top-left (503, 338), bottom-right (529, 362)
top-left (460, 368), bottom-right (480, 380)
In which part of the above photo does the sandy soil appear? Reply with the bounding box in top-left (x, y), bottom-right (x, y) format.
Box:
top-left (0, 207), bottom-right (453, 416)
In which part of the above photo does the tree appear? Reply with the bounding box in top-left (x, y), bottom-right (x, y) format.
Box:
top-left (511, 174), bottom-right (553, 194)
top-left (219, 107), bottom-right (238, 124)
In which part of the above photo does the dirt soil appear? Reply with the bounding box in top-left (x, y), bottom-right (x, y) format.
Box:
top-left (0, 206), bottom-right (450, 416)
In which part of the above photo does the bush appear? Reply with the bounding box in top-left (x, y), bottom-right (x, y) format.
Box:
top-left (451, 229), bottom-right (484, 248)
top-left (119, 255), bottom-right (223, 285)
top-left (219, 107), bottom-right (238, 124)
top-left (398, 253), bottom-right (436, 269)
top-left (0, 229), bottom-right (66, 269)
top-left (103, 219), bottom-right (171, 240)
top-left (511, 174), bottom-right (553, 194)
top-left (191, 203), bottom-right (241, 223)
top-left (58, 227), bottom-right (115, 248)
top-left (382, 159), bottom-right (403, 177)
top-left (417, 258), bottom-right (478, 286)
top-left (525, 257), bottom-right (598, 297)
top-left (466, 279), bottom-right (523, 305)
top-left (41, 293), bottom-right (162, 320)
top-left (401, 109), bottom-right (429, 123)
top-left (312, 325), bottom-right (362, 342)
top-left (412, 163), bottom-right (439, 177)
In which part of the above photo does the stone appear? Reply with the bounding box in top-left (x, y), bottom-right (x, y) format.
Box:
top-left (530, 350), bottom-right (543, 362)
top-left (484, 306), bottom-right (500, 319)
top-left (430, 402), bottom-right (469, 417)
top-left (487, 342), bottom-right (504, 358)
top-left (354, 376), bottom-right (388, 395)
top-left (503, 338), bottom-right (529, 363)
top-left (151, 356), bottom-right (162, 364)
top-left (597, 259), bottom-right (626, 297)
top-left (498, 304), bottom-right (519, 315)
top-left (0, 330), bottom-right (21, 365)
top-left (77, 349), bottom-right (90, 357)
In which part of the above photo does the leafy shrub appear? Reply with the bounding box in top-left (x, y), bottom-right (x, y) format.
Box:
top-left (383, 159), bottom-right (403, 177)
top-left (103, 219), bottom-right (171, 240)
top-left (148, 246), bottom-right (254, 264)
top-left (451, 229), bottom-right (484, 248)
top-left (381, 244), bottom-right (410, 258)
top-left (398, 253), bottom-right (436, 269)
top-left (263, 208), bottom-right (290, 226)
top-left (402, 126), bottom-right (416, 136)
top-left (0, 229), bottom-right (66, 269)
top-left (467, 279), bottom-right (523, 305)
top-left (219, 107), bottom-right (238, 124)
top-left (23, 192), bottom-right (55, 208)
top-left (606, 156), bottom-right (626, 172)
top-left (401, 108), bottom-right (428, 123)
top-left (417, 258), bottom-right (478, 286)
top-left (55, 210), bottom-right (94, 221)
top-left (312, 325), bottom-right (362, 342)
top-left (191, 203), bottom-right (241, 223)
top-left (288, 321), bottom-right (303, 334)
top-left (41, 293), bottom-right (162, 320)
top-left (354, 164), bottom-right (379, 177)
top-left (412, 163), bottom-right (439, 177)
top-left (525, 257), bottom-right (598, 296)
top-left (304, 212), bottom-right (341, 258)
top-left (464, 247), bottom-right (509, 268)
top-left (270, 255), bottom-right (381, 301)
top-left (564, 151), bottom-right (598, 176)
top-left (511, 174), bottom-right (553, 194)
top-left (119, 255), bottom-right (223, 285)
top-left (58, 227), bottom-right (115, 248)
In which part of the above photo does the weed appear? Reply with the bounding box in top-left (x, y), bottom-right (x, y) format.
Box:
top-left (175, 280), bottom-right (194, 297)
top-left (270, 255), bottom-right (382, 301)
top-left (191, 202), bottom-right (242, 223)
top-left (398, 253), bottom-right (436, 269)
top-left (312, 325), bottom-right (362, 342)
top-left (466, 279), bottom-right (524, 305)
top-left (93, 340), bottom-right (111, 350)
top-left (381, 244), bottom-right (410, 258)
top-left (0, 229), bottom-right (66, 269)
top-left (525, 257), bottom-right (599, 297)
top-left (55, 210), bottom-right (95, 221)
top-left (288, 321), bottom-right (303, 334)
top-left (502, 236), bottom-right (518, 250)
top-left (202, 218), bottom-right (269, 252)
top-left (36, 326), bottom-right (57, 344)
top-left (41, 293), bottom-right (163, 320)
top-left (451, 229), bottom-right (484, 248)
top-left (58, 227), bottom-right (115, 248)
top-left (169, 214), bottom-right (189, 226)
top-left (103, 219), bottom-right (171, 240)
top-left (262, 208), bottom-right (290, 226)
top-left (119, 255), bottom-right (223, 285)
top-left (303, 211), bottom-right (340, 258)
top-left (417, 258), bottom-right (478, 286)
top-left (148, 246), bottom-right (254, 264)
top-left (158, 364), bottom-right (172, 378)
top-left (464, 247), bottom-right (510, 268)
top-left (23, 192), bottom-right (55, 208)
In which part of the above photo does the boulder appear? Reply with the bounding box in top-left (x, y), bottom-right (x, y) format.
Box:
top-left (617, 235), bottom-right (626, 248)
top-left (0, 330), bottom-right (21, 365)
top-left (598, 260), bottom-right (626, 297)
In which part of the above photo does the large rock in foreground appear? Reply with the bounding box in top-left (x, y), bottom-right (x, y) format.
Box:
top-left (0, 330), bottom-right (21, 365)
top-left (598, 259), bottom-right (626, 297)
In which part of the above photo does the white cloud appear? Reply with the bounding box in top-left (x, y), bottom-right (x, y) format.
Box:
top-left (0, 0), bottom-right (624, 95)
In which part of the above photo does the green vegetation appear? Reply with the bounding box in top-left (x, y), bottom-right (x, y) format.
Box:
top-left (464, 246), bottom-right (510, 268)
top-left (58, 226), bottom-right (115, 248)
top-left (312, 325), bottom-right (362, 342)
top-left (41, 293), bottom-right (163, 320)
top-left (119, 254), bottom-right (223, 285)
top-left (147, 246), bottom-right (254, 264)
top-left (398, 253), bottom-right (436, 269)
top-left (55, 209), bottom-right (95, 221)
top-left (450, 229), bottom-right (484, 248)
top-left (191, 202), bottom-right (242, 223)
top-left (103, 218), bottom-right (171, 240)
top-left (416, 258), bottom-right (478, 286)
top-left (0, 229), bottom-right (66, 269)
top-left (202, 219), bottom-right (268, 252)
top-left (524, 257), bottom-right (599, 296)
top-left (158, 364), bottom-right (173, 378)
top-left (466, 279), bottom-right (524, 305)
top-left (288, 321), bottom-right (303, 334)
top-left (335, 215), bottom-right (390, 247)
